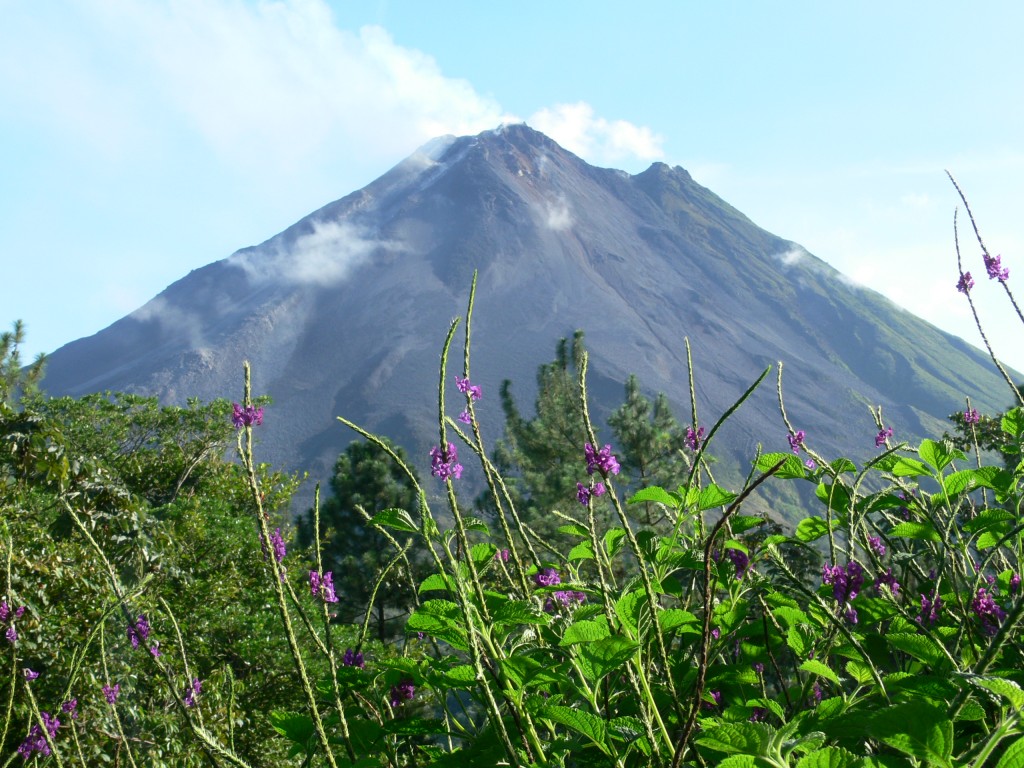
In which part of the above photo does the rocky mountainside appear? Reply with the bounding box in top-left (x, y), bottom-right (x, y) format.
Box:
top-left (40, 124), bottom-right (1013, 513)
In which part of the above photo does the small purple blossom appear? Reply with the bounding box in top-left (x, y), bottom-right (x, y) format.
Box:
top-left (584, 443), bottom-right (620, 476)
top-left (972, 587), bottom-right (1007, 636)
top-left (685, 426), bottom-right (705, 451)
top-left (787, 430), bottom-right (805, 454)
top-left (811, 682), bottom-right (823, 706)
top-left (455, 375), bottom-right (482, 401)
top-left (149, 642), bottom-right (161, 658)
top-left (183, 678), bottom-right (202, 708)
top-left (702, 690), bottom-right (723, 710)
top-left (868, 536), bottom-right (886, 557)
top-left (390, 678), bottom-right (415, 708)
top-left (310, 570), bottom-right (340, 603)
top-left (964, 408), bottom-right (980, 425)
top-left (753, 662), bottom-right (765, 675)
top-left (804, 458), bottom-right (817, 470)
top-left (822, 562), bottom-right (864, 604)
top-left (1011, 573), bottom-right (1021, 594)
top-left (5, 625), bottom-right (16, 644)
top-left (725, 548), bottom-right (750, 580)
top-left (749, 706), bottom-right (768, 722)
top-left (127, 615), bottom-right (150, 649)
top-left (711, 627), bottom-right (720, 640)
top-left (534, 568), bottom-right (561, 588)
top-left (984, 253), bottom-right (1010, 282)
top-left (458, 410), bottom-right (472, 424)
top-left (17, 712), bottom-right (60, 760)
top-left (494, 548), bottom-right (510, 563)
top-left (874, 426), bottom-right (893, 448)
top-left (957, 272), bottom-right (975, 294)
top-left (429, 443), bottom-right (463, 481)
top-left (918, 590), bottom-right (943, 626)
top-left (874, 568), bottom-right (900, 596)
top-left (544, 590), bottom-right (587, 614)
top-left (61, 699), bottom-right (78, 720)
top-left (343, 648), bottom-right (365, 668)
top-left (575, 481), bottom-right (606, 505)
top-left (24, 668), bottom-right (39, 680)
top-left (231, 402), bottom-right (264, 429)
top-left (102, 683), bottom-right (120, 704)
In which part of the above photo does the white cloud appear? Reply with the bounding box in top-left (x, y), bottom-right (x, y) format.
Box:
top-left (228, 220), bottom-right (398, 286)
top-left (131, 296), bottom-right (208, 349)
top-left (775, 246), bottom-right (807, 267)
top-left (529, 102), bottom-right (664, 167)
top-left (543, 197), bottom-right (573, 231)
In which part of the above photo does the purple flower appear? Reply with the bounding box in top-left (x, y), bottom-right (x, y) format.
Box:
top-left (874, 568), bottom-right (900, 596)
top-left (310, 570), bottom-right (340, 603)
top-left (17, 712), bottom-right (60, 760)
top-left (685, 426), bottom-right (705, 451)
top-left (24, 668), bottom-right (39, 680)
top-left (1011, 573), bottom-right (1021, 594)
top-left (534, 568), bottom-right (561, 588)
top-left (183, 678), bottom-right (202, 708)
top-left (342, 648), bottom-right (365, 668)
top-left (749, 706), bottom-right (768, 722)
top-left (972, 587), bottom-right (1007, 636)
top-left (494, 548), bottom-right (510, 563)
top-left (984, 253), bottom-right (1010, 282)
top-left (868, 536), bottom-right (886, 557)
top-left (811, 682), bottom-right (823, 706)
top-left (963, 408), bottom-right (980, 424)
top-left (753, 662), bottom-right (765, 675)
top-left (822, 562), bottom-right (864, 604)
top-left (429, 443), bottom-right (463, 481)
top-left (149, 643), bottom-right (161, 658)
top-left (231, 402), bottom-right (264, 429)
top-left (127, 615), bottom-right (150, 649)
top-left (584, 443), bottom-right (620, 476)
top-left (102, 683), bottom-right (120, 704)
top-left (61, 699), bottom-right (78, 720)
top-left (804, 458), bottom-right (817, 470)
top-left (957, 272), bottom-right (975, 293)
top-left (390, 678), bottom-right (415, 708)
top-left (918, 590), bottom-right (943, 626)
top-left (455, 375), bottom-right (482, 401)
top-left (575, 481), bottom-right (606, 506)
top-left (726, 548), bottom-right (750, 580)
top-left (702, 690), bottom-right (722, 710)
top-left (711, 627), bottom-right (720, 640)
top-left (5, 625), bottom-right (16, 644)
top-left (544, 590), bottom-right (587, 614)
top-left (458, 410), bottom-right (472, 424)
top-left (787, 430), bottom-right (805, 454)
top-left (875, 426), bottom-right (893, 448)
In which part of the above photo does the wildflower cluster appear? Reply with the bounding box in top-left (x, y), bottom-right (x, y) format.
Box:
top-left (584, 443), bottom-right (620, 476)
top-left (102, 683), bottom-right (120, 704)
top-left (964, 407), bottom-right (980, 424)
top-left (183, 678), bottom-right (203, 708)
top-left (543, 590), bottom-right (587, 614)
top-left (725, 548), bottom-right (750, 580)
top-left (343, 648), bottom-right (365, 668)
top-left (455, 375), bottom-right (482, 423)
top-left (685, 425), bottom-right (705, 451)
top-left (17, 711), bottom-right (61, 760)
top-left (389, 678), bottom-right (415, 708)
top-left (429, 442), bottom-right (463, 481)
top-left (575, 480), bottom-right (606, 505)
top-left (957, 272), bottom-right (974, 293)
top-left (875, 426), bottom-right (893, 448)
top-left (822, 561), bottom-right (864, 623)
top-left (534, 568), bottom-right (562, 587)
top-left (971, 587), bottom-right (1007, 636)
top-left (309, 570), bottom-right (340, 603)
top-left (984, 252), bottom-right (1010, 281)
top-left (231, 402), bottom-right (264, 428)
top-left (787, 429), bottom-right (805, 454)
top-left (0, 597), bottom-right (25, 644)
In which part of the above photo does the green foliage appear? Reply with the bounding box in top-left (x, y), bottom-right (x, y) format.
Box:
top-left (0, 320), bottom-right (45, 408)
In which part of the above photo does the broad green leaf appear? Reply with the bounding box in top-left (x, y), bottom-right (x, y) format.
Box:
top-left (492, 600), bottom-right (549, 626)
top-left (539, 705), bottom-right (611, 755)
top-left (978, 531), bottom-right (1006, 549)
top-left (888, 521), bottom-right (941, 543)
top-left (787, 625), bottom-right (813, 657)
top-left (658, 608), bottom-right (698, 632)
top-left (889, 457), bottom-right (932, 477)
top-left (417, 599), bottom-right (461, 620)
top-left (418, 573), bottom-right (453, 593)
top-left (973, 465), bottom-right (1016, 494)
top-left (869, 701), bottom-right (953, 767)
top-left (774, 606), bottom-right (810, 627)
top-left (560, 619), bottom-right (609, 646)
top-left (885, 633), bottom-right (947, 668)
top-left (578, 636), bottom-right (640, 681)
top-left (970, 676), bottom-right (1024, 711)
top-left (604, 527), bottom-right (628, 559)
top-left (918, 439), bottom-right (963, 472)
top-left (962, 509), bottom-right (1015, 533)
top-left (269, 711), bottom-right (314, 746)
top-left (1003, 408), bottom-right (1024, 439)
top-left (799, 659), bottom-right (841, 685)
top-left (568, 541), bottom-right (595, 561)
top-left (795, 746), bottom-right (863, 768)
top-left (436, 664), bottom-right (477, 687)
top-left (558, 522), bottom-right (590, 537)
top-left (816, 481), bottom-right (852, 511)
top-left (368, 507), bottom-right (418, 533)
top-left (628, 485), bottom-right (680, 507)
top-left (695, 722), bottom-right (773, 755)
top-left (829, 458), bottom-right (857, 474)
top-left (796, 516), bottom-right (831, 542)
top-left (942, 469), bottom-right (976, 496)
top-left (697, 483), bottom-right (739, 510)
top-left (845, 660), bottom-right (874, 685)
top-left (729, 515), bottom-right (765, 534)
top-left (469, 542), bottom-right (496, 567)
top-left (996, 735), bottom-right (1024, 768)
top-left (716, 757), bottom-right (757, 768)
top-left (615, 589), bottom-right (645, 634)
top-left (607, 716), bottom-right (652, 755)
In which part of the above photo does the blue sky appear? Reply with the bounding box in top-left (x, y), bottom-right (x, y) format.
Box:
top-left (2, 0), bottom-right (1023, 379)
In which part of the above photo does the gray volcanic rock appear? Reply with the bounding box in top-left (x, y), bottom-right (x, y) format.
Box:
top-left (40, 124), bottom-right (1014, 513)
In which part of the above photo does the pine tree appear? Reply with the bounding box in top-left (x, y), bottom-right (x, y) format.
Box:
top-left (297, 437), bottom-right (422, 641)
top-left (0, 320), bottom-right (46, 408)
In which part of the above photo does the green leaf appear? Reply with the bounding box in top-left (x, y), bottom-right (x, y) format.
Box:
top-left (962, 509), bottom-right (1015, 533)
top-left (628, 486), bottom-right (680, 507)
top-left (815, 481), bottom-right (852, 512)
top-left (470, 542), bottom-right (496, 567)
top-left (658, 608), bottom-right (699, 632)
top-left (695, 722), bottom-right (773, 755)
top-left (888, 521), bottom-right (941, 543)
top-left (578, 636), bottom-right (640, 682)
top-left (716, 757), bottom-right (757, 768)
top-left (796, 517), bottom-right (831, 543)
top-left (539, 705), bottom-right (611, 755)
top-left (269, 711), bottom-right (314, 746)
top-left (941, 469), bottom-right (976, 496)
top-left (889, 457), bottom-right (933, 477)
top-left (918, 440), bottom-right (963, 473)
top-left (560, 619), bottom-right (609, 646)
top-left (787, 625), bottom-right (814, 657)
top-left (795, 746), bottom-right (863, 768)
top-left (697, 483), bottom-right (739, 510)
top-left (1002, 408), bottom-right (1024, 439)
top-left (603, 527), bottom-right (628, 559)
top-left (885, 633), bottom-right (947, 668)
top-left (969, 676), bottom-right (1024, 711)
top-left (615, 589), bottom-right (645, 635)
top-left (996, 735), bottom-right (1024, 768)
top-left (368, 507), bottom-right (418, 533)
top-left (869, 701), bottom-right (953, 767)
top-left (492, 600), bottom-right (549, 627)
top-left (799, 659), bottom-right (841, 685)
top-left (730, 515), bottom-right (765, 534)
top-left (567, 541), bottom-right (595, 561)
top-left (558, 522), bottom-right (590, 537)
top-left (418, 573), bottom-right (453, 593)
top-left (381, 718), bottom-right (448, 736)
top-left (829, 458), bottom-right (857, 475)
top-left (845, 660), bottom-right (874, 685)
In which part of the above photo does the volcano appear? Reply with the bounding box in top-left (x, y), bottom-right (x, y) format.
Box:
top-left (39, 124), bottom-right (1013, 512)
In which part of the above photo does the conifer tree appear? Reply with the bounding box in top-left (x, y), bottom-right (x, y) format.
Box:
top-left (297, 437), bottom-right (421, 641)
top-left (0, 320), bottom-right (46, 408)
